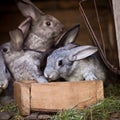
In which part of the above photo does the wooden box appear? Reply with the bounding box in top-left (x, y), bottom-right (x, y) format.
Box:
top-left (14, 80), bottom-right (104, 116)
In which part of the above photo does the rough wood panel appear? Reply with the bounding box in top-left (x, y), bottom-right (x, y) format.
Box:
top-left (21, 80), bottom-right (36, 88)
top-left (112, 0), bottom-right (120, 66)
top-left (30, 80), bottom-right (104, 112)
top-left (14, 82), bottom-right (30, 115)
top-left (96, 80), bottom-right (104, 100)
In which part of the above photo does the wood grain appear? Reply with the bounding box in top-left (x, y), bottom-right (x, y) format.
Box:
top-left (14, 82), bottom-right (30, 115)
top-left (30, 81), bottom-right (104, 112)
top-left (14, 80), bottom-right (104, 115)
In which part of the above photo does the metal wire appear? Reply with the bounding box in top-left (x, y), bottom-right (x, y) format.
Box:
top-left (79, 1), bottom-right (120, 75)
top-left (93, 0), bottom-right (106, 57)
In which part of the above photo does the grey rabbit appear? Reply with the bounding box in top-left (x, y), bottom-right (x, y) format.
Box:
top-left (0, 51), bottom-right (11, 93)
top-left (17, 0), bottom-right (64, 51)
top-left (44, 25), bottom-right (106, 82)
top-left (1, 25), bottom-right (48, 83)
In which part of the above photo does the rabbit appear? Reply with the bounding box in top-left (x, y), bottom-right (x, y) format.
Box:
top-left (0, 17), bottom-right (32, 94)
top-left (1, 27), bottom-right (48, 83)
top-left (0, 51), bottom-right (11, 93)
top-left (0, 79), bottom-right (14, 105)
top-left (16, 0), bottom-right (64, 51)
top-left (44, 25), bottom-right (106, 82)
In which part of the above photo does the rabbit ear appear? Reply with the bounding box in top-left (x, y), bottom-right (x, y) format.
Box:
top-left (69, 45), bottom-right (98, 61)
top-left (17, 0), bottom-right (45, 21)
top-left (63, 44), bottom-right (78, 50)
top-left (18, 17), bottom-right (32, 39)
top-left (9, 29), bottom-right (24, 51)
top-left (55, 24), bottom-right (80, 47)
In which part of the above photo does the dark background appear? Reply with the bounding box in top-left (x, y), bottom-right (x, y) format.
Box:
top-left (0, 0), bottom-right (118, 66)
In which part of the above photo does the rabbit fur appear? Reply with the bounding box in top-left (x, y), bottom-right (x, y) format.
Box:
top-left (44, 25), bottom-right (106, 82)
top-left (0, 51), bottom-right (11, 93)
top-left (17, 0), bottom-right (64, 51)
top-left (1, 27), bottom-right (48, 83)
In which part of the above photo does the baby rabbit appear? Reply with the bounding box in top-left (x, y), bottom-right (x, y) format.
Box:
top-left (1, 27), bottom-right (48, 83)
top-left (17, 0), bottom-right (64, 51)
top-left (44, 25), bottom-right (106, 82)
top-left (0, 51), bottom-right (11, 93)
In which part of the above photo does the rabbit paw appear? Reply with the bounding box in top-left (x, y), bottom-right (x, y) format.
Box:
top-left (0, 81), bottom-right (8, 89)
top-left (83, 72), bottom-right (97, 81)
top-left (36, 76), bottom-right (48, 83)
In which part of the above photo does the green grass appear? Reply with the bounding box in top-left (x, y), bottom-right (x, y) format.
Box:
top-left (51, 97), bottom-right (120, 120)
top-left (0, 103), bottom-right (23, 120)
top-left (51, 84), bottom-right (120, 120)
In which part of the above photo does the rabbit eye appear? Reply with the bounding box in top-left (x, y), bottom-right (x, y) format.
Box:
top-left (3, 48), bottom-right (8, 53)
top-left (46, 21), bottom-right (51, 26)
top-left (58, 60), bottom-right (63, 67)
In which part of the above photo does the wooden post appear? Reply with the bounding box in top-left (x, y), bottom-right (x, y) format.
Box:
top-left (14, 80), bottom-right (36, 115)
top-left (112, 0), bottom-right (120, 66)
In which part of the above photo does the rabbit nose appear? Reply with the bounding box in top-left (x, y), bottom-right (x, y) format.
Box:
top-left (44, 73), bottom-right (52, 79)
top-left (44, 73), bottom-right (49, 78)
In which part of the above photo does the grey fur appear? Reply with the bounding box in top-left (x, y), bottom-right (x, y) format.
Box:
top-left (17, 0), bottom-right (64, 51)
top-left (1, 29), bottom-right (47, 83)
top-left (44, 26), bottom-right (106, 82)
top-left (0, 51), bottom-right (11, 93)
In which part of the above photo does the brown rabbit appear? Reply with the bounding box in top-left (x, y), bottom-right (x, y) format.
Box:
top-left (17, 0), bottom-right (64, 51)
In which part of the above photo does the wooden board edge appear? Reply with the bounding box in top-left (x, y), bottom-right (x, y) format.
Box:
top-left (14, 81), bottom-right (31, 116)
top-left (96, 80), bottom-right (104, 101)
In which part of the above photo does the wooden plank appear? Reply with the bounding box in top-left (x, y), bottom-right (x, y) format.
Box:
top-left (30, 80), bottom-right (104, 112)
top-left (96, 80), bottom-right (104, 101)
top-left (112, 0), bottom-right (120, 66)
top-left (21, 80), bottom-right (36, 88)
top-left (14, 81), bottom-right (30, 116)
